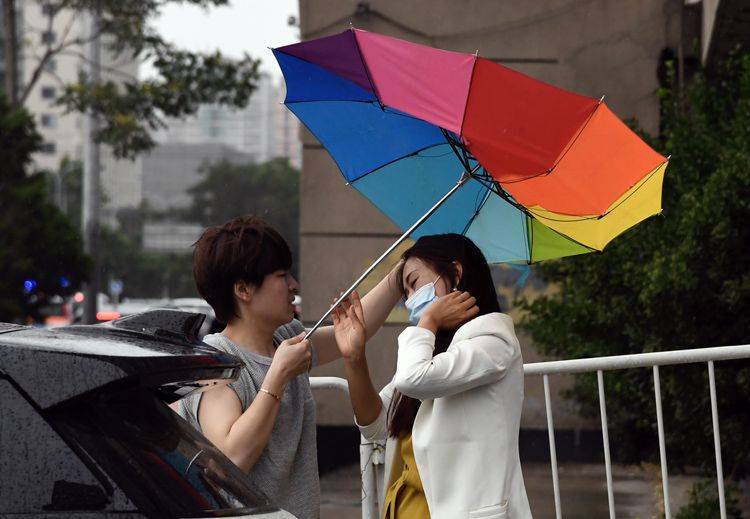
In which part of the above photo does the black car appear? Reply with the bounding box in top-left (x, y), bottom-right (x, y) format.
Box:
top-left (0, 310), bottom-right (295, 518)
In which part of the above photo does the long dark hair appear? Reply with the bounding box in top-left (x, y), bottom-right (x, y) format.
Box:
top-left (388, 234), bottom-right (501, 438)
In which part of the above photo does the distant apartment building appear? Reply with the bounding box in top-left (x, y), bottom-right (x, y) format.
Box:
top-left (142, 222), bottom-right (205, 254)
top-left (134, 74), bottom-right (301, 253)
top-left (154, 73), bottom-right (302, 169)
top-left (18, 1), bottom-right (138, 173)
top-left (136, 142), bottom-right (254, 253)
top-left (140, 142), bottom-right (254, 213)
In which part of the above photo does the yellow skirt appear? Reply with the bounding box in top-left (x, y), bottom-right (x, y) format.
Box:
top-left (382, 434), bottom-right (430, 519)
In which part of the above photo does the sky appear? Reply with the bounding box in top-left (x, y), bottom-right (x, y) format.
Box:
top-left (143, 1), bottom-right (300, 79)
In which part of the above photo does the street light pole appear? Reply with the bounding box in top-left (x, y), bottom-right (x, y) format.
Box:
top-left (81, 10), bottom-right (101, 324)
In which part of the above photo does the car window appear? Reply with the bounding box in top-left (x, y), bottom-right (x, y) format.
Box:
top-left (0, 378), bottom-right (126, 513)
top-left (47, 385), bottom-right (280, 518)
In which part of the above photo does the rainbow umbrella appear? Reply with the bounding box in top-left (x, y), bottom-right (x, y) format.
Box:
top-left (273, 29), bottom-right (668, 333)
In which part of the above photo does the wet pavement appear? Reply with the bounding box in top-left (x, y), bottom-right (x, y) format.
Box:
top-left (320, 461), bottom-right (708, 518)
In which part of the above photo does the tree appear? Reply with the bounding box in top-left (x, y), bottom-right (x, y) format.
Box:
top-left (519, 54), bottom-right (750, 477)
top-left (0, 95), bottom-right (89, 321)
top-left (99, 226), bottom-right (195, 299)
top-left (2, 0), bottom-right (260, 158)
top-left (184, 157), bottom-right (301, 266)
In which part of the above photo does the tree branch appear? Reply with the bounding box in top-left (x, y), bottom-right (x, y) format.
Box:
top-left (2, 0), bottom-right (20, 105)
top-left (17, 2), bottom-right (75, 105)
top-left (57, 49), bottom-right (139, 82)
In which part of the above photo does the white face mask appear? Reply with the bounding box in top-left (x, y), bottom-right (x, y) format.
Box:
top-left (404, 275), bottom-right (441, 325)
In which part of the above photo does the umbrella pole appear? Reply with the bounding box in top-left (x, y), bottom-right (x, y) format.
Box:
top-left (305, 166), bottom-right (478, 339)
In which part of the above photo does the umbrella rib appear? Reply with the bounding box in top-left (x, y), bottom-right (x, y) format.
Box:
top-left (526, 215), bottom-right (534, 263)
top-left (457, 51), bottom-right (480, 136)
top-left (527, 159), bottom-right (668, 222)
top-left (460, 188), bottom-right (493, 236)
top-left (274, 43), bottom-right (380, 104)
top-left (496, 99), bottom-right (604, 185)
top-left (441, 128), bottom-right (474, 174)
top-left (283, 98), bottom-right (376, 105)
top-left (347, 142), bottom-right (455, 183)
top-left (349, 27), bottom-right (384, 109)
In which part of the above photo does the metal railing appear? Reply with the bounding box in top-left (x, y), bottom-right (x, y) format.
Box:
top-left (311, 343), bottom-right (750, 519)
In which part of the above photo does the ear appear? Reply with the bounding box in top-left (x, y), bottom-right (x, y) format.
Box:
top-left (233, 280), bottom-right (255, 304)
top-left (452, 261), bottom-right (463, 288)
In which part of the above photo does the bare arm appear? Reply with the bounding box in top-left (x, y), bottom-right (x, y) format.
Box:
top-left (343, 357), bottom-right (382, 426)
top-left (198, 336), bottom-right (311, 472)
top-left (332, 292), bottom-right (383, 426)
top-left (312, 263), bottom-right (403, 365)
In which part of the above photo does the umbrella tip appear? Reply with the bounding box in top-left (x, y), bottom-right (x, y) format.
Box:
top-left (666, 155), bottom-right (672, 160)
top-left (599, 94), bottom-right (606, 103)
top-left (474, 49), bottom-right (479, 56)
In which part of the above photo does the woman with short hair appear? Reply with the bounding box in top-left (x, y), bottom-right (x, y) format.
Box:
top-left (177, 215), bottom-right (402, 519)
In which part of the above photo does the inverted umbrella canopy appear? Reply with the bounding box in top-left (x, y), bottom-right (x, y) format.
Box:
top-left (273, 29), bottom-right (668, 265)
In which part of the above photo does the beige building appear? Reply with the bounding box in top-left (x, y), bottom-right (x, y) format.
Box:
top-left (299, 0), bottom-right (709, 440)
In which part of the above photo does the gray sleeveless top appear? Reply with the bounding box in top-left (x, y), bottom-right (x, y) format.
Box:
top-left (177, 319), bottom-right (320, 519)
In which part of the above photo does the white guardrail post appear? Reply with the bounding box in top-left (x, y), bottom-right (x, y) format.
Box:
top-left (310, 376), bottom-right (382, 519)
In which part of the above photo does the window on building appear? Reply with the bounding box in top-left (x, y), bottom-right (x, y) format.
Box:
top-left (41, 31), bottom-right (56, 45)
top-left (43, 59), bottom-right (56, 72)
top-left (40, 114), bottom-right (57, 128)
top-left (41, 114), bottom-right (58, 128)
top-left (40, 142), bottom-right (57, 154)
top-left (41, 3), bottom-right (56, 16)
top-left (41, 86), bottom-right (56, 99)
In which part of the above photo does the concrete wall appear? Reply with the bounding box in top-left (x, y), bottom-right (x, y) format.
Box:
top-left (300, 0), bottom-right (685, 429)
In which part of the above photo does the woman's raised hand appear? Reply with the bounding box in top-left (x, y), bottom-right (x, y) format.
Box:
top-left (420, 290), bottom-right (479, 332)
top-left (331, 290), bottom-right (367, 362)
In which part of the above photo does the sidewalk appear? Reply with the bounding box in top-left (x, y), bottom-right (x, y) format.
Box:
top-left (320, 461), bottom-right (701, 518)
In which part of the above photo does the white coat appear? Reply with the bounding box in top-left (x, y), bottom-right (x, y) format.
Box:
top-left (357, 313), bottom-right (532, 518)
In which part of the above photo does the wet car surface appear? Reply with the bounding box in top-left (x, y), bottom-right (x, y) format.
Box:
top-left (0, 310), bottom-right (296, 518)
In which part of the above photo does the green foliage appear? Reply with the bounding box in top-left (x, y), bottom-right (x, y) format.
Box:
top-left (0, 96), bottom-right (89, 321)
top-left (90, 157), bottom-right (301, 299)
top-left (39, 0), bottom-right (260, 159)
top-left (520, 54), bottom-right (750, 475)
top-left (675, 480), bottom-right (743, 519)
top-left (184, 157), bottom-right (301, 266)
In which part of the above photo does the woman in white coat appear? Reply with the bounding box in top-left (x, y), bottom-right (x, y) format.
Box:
top-left (332, 234), bottom-right (532, 519)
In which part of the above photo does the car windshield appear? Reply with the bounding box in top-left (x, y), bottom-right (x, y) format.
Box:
top-left (47, 385), bottom-right (278, 518)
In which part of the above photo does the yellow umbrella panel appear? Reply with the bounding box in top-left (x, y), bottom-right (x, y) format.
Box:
top-left (528, 161), bottom-right (668, 259)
